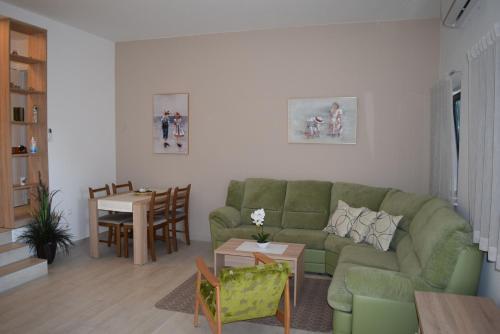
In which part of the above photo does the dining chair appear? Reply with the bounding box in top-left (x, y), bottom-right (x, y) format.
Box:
top-left (194, 252), bottom-right (291, 334)
top-left (112, 180), bottom-right (133, 194)
top-left (88, 184), bottom-right (131, 257)
top-left (122, 189), bottom-right (172, 260)
top-left (170, 184), bottom-right (191, 251)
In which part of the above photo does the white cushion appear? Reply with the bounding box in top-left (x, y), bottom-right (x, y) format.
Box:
top-left (364, 210), bottom-right (403, 251)
top-left (348, 209), bottom-right (375, 243)
top-left (323, 200), bottom-right (365, 237)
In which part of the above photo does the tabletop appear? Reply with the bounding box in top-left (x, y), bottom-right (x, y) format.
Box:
top-left (415, 291), bottom-right (500, 334)
top-left (215, 238), bottom-right (305, 261)
top-left (97, 191), bottom-right (153, 212)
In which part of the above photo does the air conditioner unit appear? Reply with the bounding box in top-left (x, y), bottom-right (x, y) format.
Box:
top-left (441, 0), bottom-right (479, 28)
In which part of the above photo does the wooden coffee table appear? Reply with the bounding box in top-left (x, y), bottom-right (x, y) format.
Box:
top-left (214, 238), bottom-right (305, 306)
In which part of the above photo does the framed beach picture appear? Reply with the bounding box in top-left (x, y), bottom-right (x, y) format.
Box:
top-left (288, 97), bottom-right (357, 144)
top-left (153, 93), bottom-right (189, 154)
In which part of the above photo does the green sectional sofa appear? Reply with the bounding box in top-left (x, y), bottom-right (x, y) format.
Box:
top-left (209, 178), bottom-right (483, 334)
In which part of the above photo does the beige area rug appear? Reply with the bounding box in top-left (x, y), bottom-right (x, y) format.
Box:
top-left (155, 271), bottom-right (333, 332)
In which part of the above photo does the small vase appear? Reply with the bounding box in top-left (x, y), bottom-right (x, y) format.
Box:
top-left (36, 242), bottom-right (57, 264)
top-left (257, 241), bottom-right (270, 249)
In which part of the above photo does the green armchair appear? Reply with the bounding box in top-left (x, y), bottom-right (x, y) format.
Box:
top-left (194, 252), bottom-right (291, 334)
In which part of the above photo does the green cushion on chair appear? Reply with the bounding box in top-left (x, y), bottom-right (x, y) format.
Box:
top-left (200, 280), bottom-right (217, 317)
top-left (217, 262), bottom-right (290, 323)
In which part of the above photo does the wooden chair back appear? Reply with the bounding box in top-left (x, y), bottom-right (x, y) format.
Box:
top-left (148, 189), bottom-right (171, 225)
top-left (172, 184), bottom-right (191, 219)
top-left (88, 184), bottom-right (111, 199)
top-left (112, 181), bottom-right (133, 194)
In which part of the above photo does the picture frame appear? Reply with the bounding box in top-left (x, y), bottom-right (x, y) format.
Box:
top-left (153, 93), bottom-right (189, 154)
top-left (288, 97), bottom-right (357, 144)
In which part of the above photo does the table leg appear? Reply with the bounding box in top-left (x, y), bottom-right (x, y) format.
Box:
top-left (294, 254), bottom-right (304, 307)
top-left (214, 253), bottom-right (225, 276)
top-left (133, 202), bottom-right (148, 265)
top-left (88, 198), bottom-right (99, 258)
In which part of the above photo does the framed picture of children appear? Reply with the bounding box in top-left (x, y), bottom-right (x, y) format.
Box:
top-left (288, 97), bottom-right (357, 144)
top-left (153, 93), bottom-right (189, 154)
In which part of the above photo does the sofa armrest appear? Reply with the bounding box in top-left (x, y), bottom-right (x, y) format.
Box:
top-left (345, 267), bottom-right (416, 303)
top-left (209, 206), bottom-right (241, 228)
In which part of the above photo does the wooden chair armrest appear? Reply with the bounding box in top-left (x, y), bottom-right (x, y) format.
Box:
top-left (253, 252), bottom-right (276, 265)
top-left (196, 257), bottom-right (219, 287)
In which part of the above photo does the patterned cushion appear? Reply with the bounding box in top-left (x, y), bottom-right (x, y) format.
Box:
top-left (365, 211), bottom-right (403, 251)
top-left (323, 200), bottom-right (365, 237)
top-left (348, 209), bottom-right (375, 243)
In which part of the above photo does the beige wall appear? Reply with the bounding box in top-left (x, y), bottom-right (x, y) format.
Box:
top-left (116, 19), bottom-right (439, 241)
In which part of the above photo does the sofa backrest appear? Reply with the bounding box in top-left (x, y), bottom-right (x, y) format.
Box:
top-left (240, 178), bottom-right (287, 227)
top-left (411, 205), bottom-right (472, 289)
top-left (225, 180), bottom-right (245, 210)
top-left (395, 198), bottom-right (450, 276)
top-left (282, 180), bottom-right (332, 230)
top-left (379, 189), bottom-right (433, 249)
top-left (330, 182), bottom-right (389, 213)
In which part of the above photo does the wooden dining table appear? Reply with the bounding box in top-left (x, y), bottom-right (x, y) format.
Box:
top-left (88, 191), bottom-right (158, 265)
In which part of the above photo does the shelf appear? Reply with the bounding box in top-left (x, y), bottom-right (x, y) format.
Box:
top-left (10, 88), bottom-right (45, 95)
top-left (11, 121), bottom-right (36, 125)
top-left (10, 19), bottom-right (46, 35)
top-left (10, 54), bottom-right (45, 64)
top-left (13, 183), bottom-right (35, 191)
top-left (14, 204), bottom-right (31, 221)
top-left (11, 153), bottom-right (38, 158)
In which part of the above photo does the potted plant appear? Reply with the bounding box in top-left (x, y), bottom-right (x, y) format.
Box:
top-left (18, 175), bottom-right (73, 264)
top-left (251, 208), bottom-right (270, 248)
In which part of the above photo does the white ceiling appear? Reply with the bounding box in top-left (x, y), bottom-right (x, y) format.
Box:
top-left (3, 0), bottom-right (439, 41)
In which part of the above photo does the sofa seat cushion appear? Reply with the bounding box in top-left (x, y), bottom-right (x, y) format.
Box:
top-left (338, 245), bottom-right (399, 271)
top-left (324, 234), bottom-right (361, 254)
top-left (282, 180), bottom-right (332, 230)
top-left (214, 225), bottom-right (282, 243)
top-left (327, 262), bottom-right (361, 312)
top-left (330, 182), bottom-right (389, 213)
top-left (274, 229), bottom-right (328, 250)
top-left (240, 178), bottom-right (287, 227)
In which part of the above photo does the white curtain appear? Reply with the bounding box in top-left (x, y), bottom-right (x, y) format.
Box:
top-left (460, 23), bottom-right (500, 268)
top-left (430, 79), bottom-right (454, 202)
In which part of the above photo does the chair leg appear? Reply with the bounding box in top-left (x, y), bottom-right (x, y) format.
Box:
top-left (284, 280), bottom-right (291, 334)
top-left (149, 227), bottom-right (156, 261)
top-left (163, 225), bottom-right (172, 254)
top-left (115, 225), bottom-right (122, 257)
top-left (124, 227), bottom-right (129, 258)
top-left (184, 217), bottom-right (191, 246)
top-left (172, 222), bottom-right (178, 252)
top-left (107, 226), bottom-right (113, 247)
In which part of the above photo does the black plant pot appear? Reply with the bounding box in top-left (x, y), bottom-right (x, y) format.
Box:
top-left (36, 242), bottom-right (57, 264)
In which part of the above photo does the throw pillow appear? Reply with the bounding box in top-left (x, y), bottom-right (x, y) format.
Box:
top-left (323, 200), bottom-right (365, 237)
top-left (365, 210), bottom-right (403, 251)
top-left (348, 209), bottom-right (376, 243)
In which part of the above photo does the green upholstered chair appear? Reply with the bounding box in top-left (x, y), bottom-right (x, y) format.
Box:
top-left (194, 253), bottom-right (291, 334)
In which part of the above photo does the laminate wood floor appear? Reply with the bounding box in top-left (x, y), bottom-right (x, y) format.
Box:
top-left (0, 239), bottom-right (320, 334)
